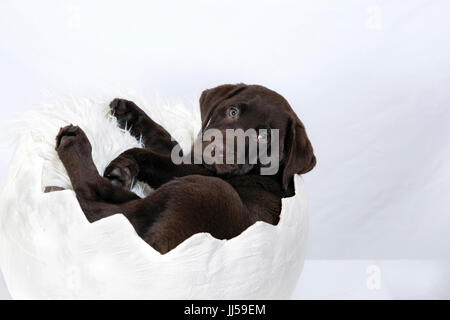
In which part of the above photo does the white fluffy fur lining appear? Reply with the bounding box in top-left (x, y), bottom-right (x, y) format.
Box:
top-left (0, 94), bottom-right (308, 299)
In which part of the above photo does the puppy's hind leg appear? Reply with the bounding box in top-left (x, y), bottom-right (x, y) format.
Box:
top-left (55, 125), bottom-right (139, 207)
top-left (54, 125), bottom-right (165, 237)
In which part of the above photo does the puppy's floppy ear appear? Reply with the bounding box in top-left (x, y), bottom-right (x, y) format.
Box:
top-left (281, 117), bottom-right (316, 190)
top-left (199, 83), bottom-right (247, 129)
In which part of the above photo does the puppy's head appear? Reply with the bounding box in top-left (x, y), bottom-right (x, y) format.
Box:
top-left (198, 83), bottom-right (316, 191)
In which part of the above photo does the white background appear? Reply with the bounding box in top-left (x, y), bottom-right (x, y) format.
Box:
top-left (1, 0), bottom-right (449, 299)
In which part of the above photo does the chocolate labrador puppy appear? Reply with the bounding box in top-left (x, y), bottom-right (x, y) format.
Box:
top-left (53, 84), bottom-right (315, 253)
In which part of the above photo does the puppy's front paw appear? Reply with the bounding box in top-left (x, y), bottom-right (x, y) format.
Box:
top-left (104, 157), bottom-right (138, 190)
top-left (109, 98), bottom-right (142, 130)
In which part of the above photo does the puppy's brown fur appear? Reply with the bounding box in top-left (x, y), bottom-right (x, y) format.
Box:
top-left (54, 84), bottom-right (315, 254)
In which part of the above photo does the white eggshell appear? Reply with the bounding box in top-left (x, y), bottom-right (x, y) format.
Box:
top-left (0, 95), bottom-right (308, 299)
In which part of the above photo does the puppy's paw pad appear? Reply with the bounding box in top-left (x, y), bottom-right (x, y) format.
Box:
top-left (56, 125), bottom-right (80, 148)
top-left (55, 124), bottom-right (91, 154)
top-left (104, 166), bottom-right (135, 190)
top-left (110, 98), bottom-right (130, 114)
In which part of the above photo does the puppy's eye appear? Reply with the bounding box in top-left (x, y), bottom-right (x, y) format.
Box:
top-left (227, 107), bottom-right (239, 118)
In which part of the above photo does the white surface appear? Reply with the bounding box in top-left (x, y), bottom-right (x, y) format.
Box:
top-left (0, 273), bottom-right (10, 300)
top-left (0, 96), bottom-right (308, 299)
top-left (294, 259), bottom-right (450, 300)
top-left (293, 260), bottom-right (450, 299)
top-left (1, 0), bottom-right (449, 299)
